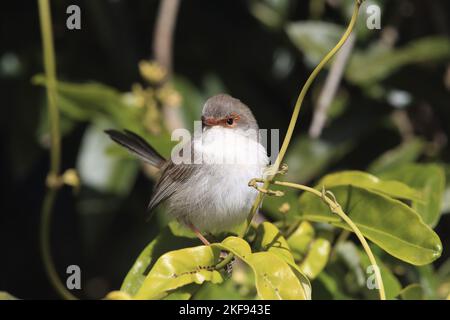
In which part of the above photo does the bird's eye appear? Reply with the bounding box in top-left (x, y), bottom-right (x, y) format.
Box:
top-left (226, 118), bottom-right (234, 126)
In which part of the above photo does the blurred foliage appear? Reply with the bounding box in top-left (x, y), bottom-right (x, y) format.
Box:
top-left (1, 0), bottom-right (450, 300)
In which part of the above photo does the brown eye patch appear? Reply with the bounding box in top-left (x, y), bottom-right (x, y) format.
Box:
top-left (221, 113), bottom-right (240, 128)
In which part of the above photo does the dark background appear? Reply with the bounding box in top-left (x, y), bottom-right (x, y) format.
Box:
top-left (1, 0), bottom-right (449, 299)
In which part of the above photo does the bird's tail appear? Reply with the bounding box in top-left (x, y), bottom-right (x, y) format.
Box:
top-left (104, 129), bottom-right (166, 168)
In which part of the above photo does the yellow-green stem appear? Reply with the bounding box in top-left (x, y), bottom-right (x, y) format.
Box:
top-left (38, 0), bottom-right (60, 175)
top-left (272, 180), bottom-right (386, 300)
top-left (40, 190), bottom-right (76, 300)
top-left (38, 0), bottom-right (77, 300)
top-left (242, 0), bottom-right (363, 236)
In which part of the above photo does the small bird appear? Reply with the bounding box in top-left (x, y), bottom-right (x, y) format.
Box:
top-left (105, 94), bottom-right (269, 245)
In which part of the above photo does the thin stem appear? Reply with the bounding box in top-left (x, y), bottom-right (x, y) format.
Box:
top-left (38, 0), bottom-right (60, 175)
top-left (242, 0), bottom-right (363, 236)
top-left (38, 0), bottom-right (77, 300)
top-left (272, 180), bottom-right (386, 300)
top-left (40, 190), bottom-right (77, 300)
top-left (214, 254), bottom-right (234, 271)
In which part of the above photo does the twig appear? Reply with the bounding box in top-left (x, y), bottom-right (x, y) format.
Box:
top-left (38, 0), bottom-right (77, 300)
top-left (265, 180), bottom-right (386, 300)
top-left (308, 33), bottom-right (356, 138)
top-left (153, 0), bottom-right (183, 131)
top-left (241, 0), bottom-right (363, 237)
top-left (153, 0), bottom-right (180, 76)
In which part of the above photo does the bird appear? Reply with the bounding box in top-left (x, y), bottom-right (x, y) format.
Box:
top-left (105, 94), bottom-right (269, 245)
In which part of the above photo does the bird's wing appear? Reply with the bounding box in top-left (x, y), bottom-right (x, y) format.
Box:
top-left (147, 160), bottom-right (198, 214)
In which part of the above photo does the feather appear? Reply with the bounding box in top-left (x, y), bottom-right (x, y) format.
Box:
top-left (104, 129), bottom-right (166, 168)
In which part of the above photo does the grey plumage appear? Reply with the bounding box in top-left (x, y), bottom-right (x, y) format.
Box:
top-left (105, 94), bottom-right (268, 233)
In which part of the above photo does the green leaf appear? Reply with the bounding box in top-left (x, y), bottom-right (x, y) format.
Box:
top-left (32, 75), bottom-right (173, 156)
top-left (247, 252), bottom-right (308, 300)
top-left (286, 221), bottom-right (315, 261)
top-left (120, 224), bottom-right (201, 296)
top-left (286, 21), bottom-right (344, 65)
top-left (253, 222), bottom-right (295, 263)
top-left (134, 245), bottom-right (224, 300)
top-left (252, 222), bottom-right (312, 297)
top-left (399, 284), bottom-right (424, 300)
top-left (295, 185), bottom-right (442, 265)
top-left (368, 138), bottom-right (425, 175)
top-left (346, 37), bottom-right (450, 85)
top-left (318, 170), bottom-right (423, 202)
top-left (299, 238), bottom-right (331, 280)
top-left (378, 164), bottom-right (446, 227)
top-left (216, 236), bottom-right (310, 300)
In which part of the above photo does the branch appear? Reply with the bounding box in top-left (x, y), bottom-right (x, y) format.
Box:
top-left (38, 0), bottom-right (77, 300)
top-left (153, 0), bottom-right (180, 76)
top-left (152, 0), bottom-right (183, 131)
top-left (308, 33), bottom-right (356, 138)
top-left (255, 180), bottom-right (386, 300)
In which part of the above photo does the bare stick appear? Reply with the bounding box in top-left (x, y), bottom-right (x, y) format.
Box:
top-left (153, 0), bottom-right (184, 131)
top-left (308, 33), bottom-right (356, 138)
top-left (153, 0), bottom-right (180, 77)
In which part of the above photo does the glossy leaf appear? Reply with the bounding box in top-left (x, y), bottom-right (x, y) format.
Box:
top-left (253, 222), bottom-right (294, 263)
top-left (286, 221), bottom-right (315, 261)
top-left (295, 185), bottom-right (442, 265)
top-left (252, 222), bottom-right (312, 298)
top-left (216, 236), bottom-right (310, 300)
top-left (299, 238), bottom-right (331, 279)
top-left (121, 224), bottom-right (201, 296)
top-left (379, 164), bottom-right (446, 227)
top-left (318, 170), bottom-right (423, 201)
top-left (134, 245), bottom-right (223, 300)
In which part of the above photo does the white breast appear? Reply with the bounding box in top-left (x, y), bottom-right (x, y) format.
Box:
top-left (168, 127), bottom-right (269, 233)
